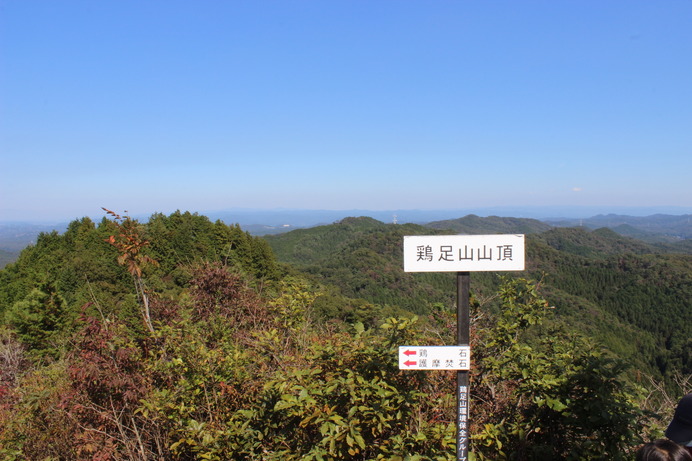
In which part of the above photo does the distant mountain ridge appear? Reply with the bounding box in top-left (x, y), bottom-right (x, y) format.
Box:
top-left (546, 214), bottom-right (692, 242)
top-left (426, 214), bottom-right (552, 234)
top-left (203, 206), bottom-right (692, 227)
top-left (1, 212), bottom-right (690, 268)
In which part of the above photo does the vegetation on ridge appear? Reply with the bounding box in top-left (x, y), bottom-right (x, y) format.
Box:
top-left (267, 217), bottom-right (691, 386)
top-left (0, 210), bottom-right (689, 460)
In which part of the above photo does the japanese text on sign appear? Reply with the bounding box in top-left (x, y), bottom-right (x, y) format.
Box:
top-left (458, 384), bottom-right (470, 461)
top-left (403, 234), bottom-right (525, 272)
top-left (398, 346), bottom-right (471, 370)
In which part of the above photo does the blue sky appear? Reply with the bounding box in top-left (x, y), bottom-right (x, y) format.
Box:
top-left (1, 1), bottom-right (691, 222)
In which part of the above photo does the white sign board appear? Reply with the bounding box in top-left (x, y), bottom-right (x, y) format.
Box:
top-left (399, 346), bottom-right (471, 370)
top-left (403, 234), bottom-right (525, 272)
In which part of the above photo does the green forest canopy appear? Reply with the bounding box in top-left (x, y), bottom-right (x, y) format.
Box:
top-left (0, 211), bottom-right (689, 460)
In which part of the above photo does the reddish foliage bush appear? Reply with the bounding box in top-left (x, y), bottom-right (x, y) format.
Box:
top-left (189, 261), bottom-right (268, 328)
top-left (61, 311), bottom-right (154, 460)
top-left (149, 295), bottom-right (180, 325)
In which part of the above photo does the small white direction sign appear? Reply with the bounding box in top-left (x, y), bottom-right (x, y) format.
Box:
top-left (398, 346), bottom-right (471, 370)
top-left (403, 234), bottom-right (525, 272)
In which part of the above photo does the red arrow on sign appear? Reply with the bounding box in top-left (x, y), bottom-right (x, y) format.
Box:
top-left (403, 360), bottom-right (417, 367)
top-left (403, 350), bottom-right (417, 356)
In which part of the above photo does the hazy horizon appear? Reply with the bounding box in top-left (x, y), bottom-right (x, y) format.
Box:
top-left (2, 205), bottom-right (691, 227)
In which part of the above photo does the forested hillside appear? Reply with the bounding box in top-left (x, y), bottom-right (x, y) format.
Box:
top-left (527, 230), bottom-right (691, 383)
top-left (0, 211), bottom-right (689, 460)
top-left (267, 217), bottom-right (691, 385)
top-left (425, 215), bottom-right (552, 235)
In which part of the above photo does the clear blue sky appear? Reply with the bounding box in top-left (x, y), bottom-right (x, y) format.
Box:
top-left (2, 1), bottom-right (691, 222)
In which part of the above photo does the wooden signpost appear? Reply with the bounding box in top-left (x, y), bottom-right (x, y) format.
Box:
top-left (402, 234), bottom-right (526, 461)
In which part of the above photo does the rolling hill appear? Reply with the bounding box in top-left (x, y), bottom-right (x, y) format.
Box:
top-left (266, 215), bottom-right (692, 384)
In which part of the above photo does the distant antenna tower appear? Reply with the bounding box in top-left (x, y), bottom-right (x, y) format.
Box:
top-left (393, 214), bottom-right (398, 225)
